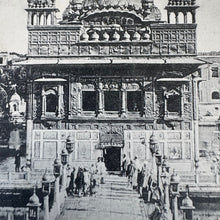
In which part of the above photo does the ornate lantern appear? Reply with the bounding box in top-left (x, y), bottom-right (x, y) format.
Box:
top-left (155, 150), bottom-right (162, 166)
top-left (180, 185), bottom-right (195, 220)
top-left (42, 170), bottom-right (51, 196)
top-left (53, 157), bottom-right (61, 178)
top-left (26, 188), bottom-right (41, 220)
top-left (170, 170), bottom-right (180, 194)
top-left (149, 133), bottom-right (158, 154)
top-left (61, 148), bottom-right (68, 166)
top-left (66, 135), bottom-right (74, 154)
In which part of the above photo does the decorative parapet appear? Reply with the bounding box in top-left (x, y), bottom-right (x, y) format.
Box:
top-left (27, 23), bottom-right (197, 57)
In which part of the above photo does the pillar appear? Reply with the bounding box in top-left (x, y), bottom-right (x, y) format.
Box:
top-left (28, 12), bottom-right (32, 26)
top-left (77, 83), bottom-right (82, 116)
top-left (97, 82), bottom-right (104, 116)
top-left (167, 11), bottom-right (171, 23)
top-left (192, 10), bottom-right (196, 23)
top-left (41, 85), bottom-right (46, 118)
top-left (192, 74), bottom-right (200, 175)
top-left (164, 184), bottom-right (170, 211)
top-left (26, 81), bottom-right (33, 161)
top-left (43, 195), bottom-right (49, 220)
top-left (120, 83), bottom-right (126, 117)
top-left (36, 12), bottom-right (40, 25)
top-left (172, 195), bottom-right (179, 220)
top-left (43, 12), bottom-right (47, 25)
top-left (175, 12), bottom-right (179, 24)
top-left (184, 12), bottom-right (187, 24)
top-left (62, 164), bottom-right (67, 192)
top-left (58, 85), bottom-right (64, 118)
top-left (54, 177), bottom-right (60, 215)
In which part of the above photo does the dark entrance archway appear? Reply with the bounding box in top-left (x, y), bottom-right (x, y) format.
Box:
top-left (103, 147), bottom-right (121, 172)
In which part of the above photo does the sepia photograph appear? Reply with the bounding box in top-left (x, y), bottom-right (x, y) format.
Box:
top-left (0, 0), bottom-right (219, 219)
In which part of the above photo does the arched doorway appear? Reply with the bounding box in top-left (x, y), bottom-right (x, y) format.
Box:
top-left (103, 147), bottom-right (121, 172)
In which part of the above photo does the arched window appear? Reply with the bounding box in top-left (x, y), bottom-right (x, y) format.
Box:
top-left (187, 12), bottom-right (193, 24)
top-left (45, 89), bottom-right (58, 113)
top-left (170, 12), bottom-right (176, 24)
top-left (212, 91), bottom-right (220, 100)
top-left (31, 13), bottom-right (37, 25)
top-left (47, 14), bottom-right (52, 25)
top-left (39, 14), bottom-right (44, 25)
top-left (212, 67), bottom-right (219, 77)
top-left (178, 12), bottom-right (184, 24)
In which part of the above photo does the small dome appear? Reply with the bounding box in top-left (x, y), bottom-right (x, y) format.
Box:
top-left (182, 195), bottom-right (193, 207)
top-left (112, 31), bottom-right (120, 41)
top-left (42, 170), bottom-right (50, 181)
top-left (102, 32), bottom-right (110, 41)
top-left (28, 189), bottom-right (40, 205)
top-left (61, 147), bottom-right (68, 155)
top-left (54, 157), bottom-right (61, 165)
top-left (132, 31), bottom-right (141, 41)
top-left (80, 32), bottom-right (89, 41)
top-left (90, 31), bottom-right (99, 41)
top-left (66, 135), bottom-right (74, 143)
top-left (142, 32), bottom-right (150, 40)
top-left (170, 171), bottom-right (180, 183)
top-left (122, 31), bottom-right (130, 41)
top-left (10, 92), bottom-right (21, 103)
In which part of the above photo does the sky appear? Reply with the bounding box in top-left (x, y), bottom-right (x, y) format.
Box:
top-left (0, 0), bottom-right (219, 54)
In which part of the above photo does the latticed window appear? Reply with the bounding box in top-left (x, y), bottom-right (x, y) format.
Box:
top-left (82, 91), bottom-right (96, 111)
top-left (212, 67), bottom-right (219, 77)
top-left (104, 91), bottom-right (120, 111)
top-left (127, 91), bottom-right (142, 112)
top-left (212, 91), bottom-right (220, 100)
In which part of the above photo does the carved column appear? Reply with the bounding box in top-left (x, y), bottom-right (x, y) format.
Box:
top-left (184, 12), bottom-right (187, 24)
top-left (167, 11), bottom-right (171, 23)
top-left (143, 82), bottom-right (154, 118)
top-left (36, 12), bottom-right (40, 25)
top-left (41, 85), bottom-right (46, 118)
top-left (26, 77), bottom-right (33, 161)
top-left (192, 73), bottom-right (200, 178)
top-left (58, 84), bottom-right (64, 118)
top-left (43, 12), bottom-right (47, 25)
top-left (97, 82), bottom-right (104, 116)
top-left (28, 12), bottom-right (32, 26)
top-left (175, 12), bottom-right (179, 24)
top-left (77, 83), bottom-right (82, 116)
top-left (120, 83), bottom-right (126, 117)
top-left (192, 10), bottom-right (196, 23)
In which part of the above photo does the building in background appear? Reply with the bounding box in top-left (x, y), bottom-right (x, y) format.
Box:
top-left (17, 0), bottom-right (206, 174)
top-left (197, 56), bottom-right (220, 172)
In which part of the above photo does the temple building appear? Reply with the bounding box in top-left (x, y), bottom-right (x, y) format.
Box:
top-left (18, 0), bottom-right (205, 173)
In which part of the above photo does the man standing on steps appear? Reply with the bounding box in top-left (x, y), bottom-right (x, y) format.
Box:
top-left (121, 154), bottom-right (128, 177)
top-left (15, 150), bottom-right (21, 172)
top-left (126, 160), bottom-right (135, 189)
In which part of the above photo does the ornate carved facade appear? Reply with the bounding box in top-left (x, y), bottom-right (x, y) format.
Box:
top-left (20, 0), bottom-right (204, 172)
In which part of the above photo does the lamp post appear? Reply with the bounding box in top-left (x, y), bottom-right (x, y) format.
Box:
top-left (180, 185), bottom-right (195, 220)
top-left (170, 170), bottom-right (180, 220)
top-left (61, 148), bottom-right (68, 192)
top-left (160, 158), bottom-right (172, 219)
top-left (42, 170), bottom-right (51, 220)
top-left (26, 187), bottom-right (41, 220)
top-left (53, 157), bottom-right (61, 215)
top-left (149, 133), bottom-right (161, 186)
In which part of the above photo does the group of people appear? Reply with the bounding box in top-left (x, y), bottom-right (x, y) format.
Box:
top-left (122, 154), bottom-right (162, 204)
top-left (66, 157), bottom-right (107, 197)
